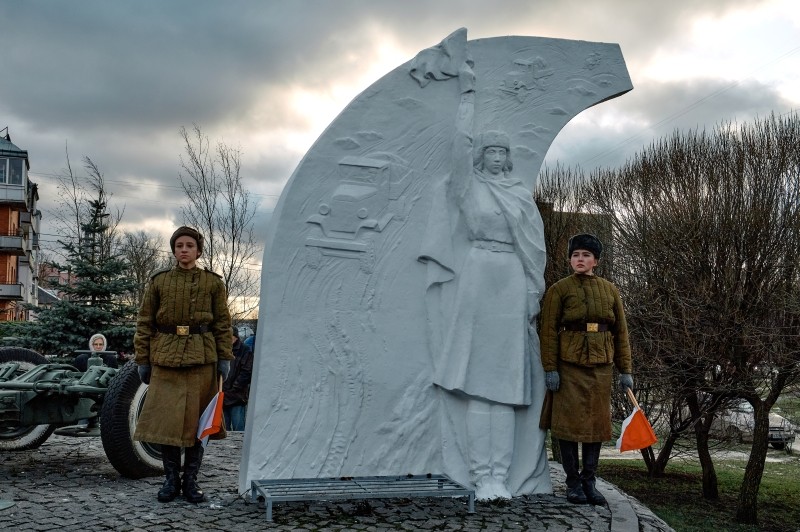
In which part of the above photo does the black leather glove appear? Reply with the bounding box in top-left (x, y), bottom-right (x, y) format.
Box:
top-left (619, 373), bottom-right (634, 392)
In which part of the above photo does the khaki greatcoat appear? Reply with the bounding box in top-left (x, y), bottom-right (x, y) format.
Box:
top-left (133, 265), bottom-right (233, 447)
top-left (539, 273), bottom-right (632, 442)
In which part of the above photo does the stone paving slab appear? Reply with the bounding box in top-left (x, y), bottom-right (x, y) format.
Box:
top-left (0, 432), bottom-right (673, 531)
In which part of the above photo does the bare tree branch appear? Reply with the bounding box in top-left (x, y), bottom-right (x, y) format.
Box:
top-left (178, 124), bottom-right (262, 319)
top-left (119, 230), bottom-right (172, 309)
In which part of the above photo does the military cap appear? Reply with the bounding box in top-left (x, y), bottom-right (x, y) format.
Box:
top-left (170, 226), bottom-right (204, 255)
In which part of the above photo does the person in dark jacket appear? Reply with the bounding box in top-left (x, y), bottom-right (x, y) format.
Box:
top-left (134, 226), bottom-right (232, 504)
top-left (243, 334), bottom-right (255, 350)
top-left (539, 234), bottom-right (633, 506)
top-left (223, 326), bottom-right (254, 431)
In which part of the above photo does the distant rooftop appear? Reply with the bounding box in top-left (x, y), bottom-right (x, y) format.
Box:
top-left (37, 286), bottom-right (60, 306)
top-left (1, 127), bottom-right (30, 168)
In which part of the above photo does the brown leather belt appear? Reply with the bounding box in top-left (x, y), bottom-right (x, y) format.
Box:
top-left (562, 322), bottom-right (609, 333)
top-left (156, 325), bottom-right (208, 336)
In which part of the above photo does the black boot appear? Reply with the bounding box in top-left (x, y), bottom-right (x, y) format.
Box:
top-left (182, 442), bottom-right (206, 503)
top-left (580, 442), bottom-right (606, 506)
top-left (559, 439), bottom-right (588, 504)
top-left (157, 445), bottom-right (182, 502)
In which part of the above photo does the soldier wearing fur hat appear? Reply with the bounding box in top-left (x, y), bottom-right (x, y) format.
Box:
top-left (539, 233), bottom-right (633, 506)
top-left (133, 226), bottom-right (233, 504)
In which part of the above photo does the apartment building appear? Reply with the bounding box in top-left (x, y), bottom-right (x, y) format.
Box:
top-left (0, 128), bottom-right (41, 321)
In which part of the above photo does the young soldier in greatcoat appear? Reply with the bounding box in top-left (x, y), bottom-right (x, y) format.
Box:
top-left (133, 226), bottom-right (233, 503)
top-left (539, 234), bottom-right (633, 505)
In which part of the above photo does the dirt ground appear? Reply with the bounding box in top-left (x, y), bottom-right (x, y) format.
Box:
top-left (599, 441), bottom-right (798, 462)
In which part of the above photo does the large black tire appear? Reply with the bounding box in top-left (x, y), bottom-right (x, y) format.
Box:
top-left (0, 347), bottom-right (56, 450)
top-left (770, 441), bottom-right (786, 450)
top-left (100, 360), bottom-right (163, 478)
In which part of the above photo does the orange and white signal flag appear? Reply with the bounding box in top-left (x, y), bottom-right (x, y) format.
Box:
top-left (615, 389), bottom-right (658, 452)
top-left (197, 378), bottom-right (225, 447)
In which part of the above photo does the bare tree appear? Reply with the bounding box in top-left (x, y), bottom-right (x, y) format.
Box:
top-left (587, 113), bottom-right (800, 525)
top-left (82, 156), bottom-right (123, 257)
top-left (535, 164), bottom-right (612, 284)
top-left (48, 145), bottom-right (89, 259)
top-left (47, 149), bottom-right (122, 262)
top-left (178, 124), bottom-right (261, 319)
top-left (119, 230), bottom-right (172, 309)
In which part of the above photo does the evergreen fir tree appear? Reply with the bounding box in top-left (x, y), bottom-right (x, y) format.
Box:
top-left (4, 195), bottom-right (137, 355)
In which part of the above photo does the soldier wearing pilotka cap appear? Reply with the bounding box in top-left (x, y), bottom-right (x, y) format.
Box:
top-left (539, 233), bottom-right (633, 506)
top-left (133, 226), bottom-right (233, 504)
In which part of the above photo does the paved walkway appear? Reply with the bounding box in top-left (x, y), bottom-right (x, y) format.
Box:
top-left (0, 432), bottom-right (673, 531)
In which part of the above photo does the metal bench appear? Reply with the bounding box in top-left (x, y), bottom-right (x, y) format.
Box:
top-left (250, 474), bottom-right (475, 522)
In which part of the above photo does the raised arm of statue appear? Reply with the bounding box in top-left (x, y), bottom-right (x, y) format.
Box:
top-left (448, 63), bottom-right (476, 207)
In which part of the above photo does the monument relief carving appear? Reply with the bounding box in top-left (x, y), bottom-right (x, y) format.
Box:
top-left (305, 153), bottom-right (414, 273)
top-left (240, 28), bottom-right (632, 499)
top-left (416, 34), bottom-right (547, 498)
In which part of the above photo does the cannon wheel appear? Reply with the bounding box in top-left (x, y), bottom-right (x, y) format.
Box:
top-left (100, 360), bottom-right (163, 478)
top-left (0, 347), bottom-right (56, 451)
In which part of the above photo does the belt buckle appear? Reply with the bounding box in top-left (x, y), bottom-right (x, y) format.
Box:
top-left (586, 323), bottom-right (599, 333)
top-left (176, 325), bottom-right (190, 336)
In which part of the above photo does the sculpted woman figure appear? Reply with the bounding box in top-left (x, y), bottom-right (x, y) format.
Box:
top-left (425, 64), bottom-right (545, 499)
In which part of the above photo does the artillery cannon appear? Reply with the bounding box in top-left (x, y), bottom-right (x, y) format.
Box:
top-left (0, 346), bottom-right (162, 478)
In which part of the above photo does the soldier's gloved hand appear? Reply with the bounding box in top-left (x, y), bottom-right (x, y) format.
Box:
top-left (218, 360), bottom-right (230, 381)
top-left (137, 364), bottom-right (151, 385)
top-left (544, 370), bottom-right (560, 392)
top-left (619, 373), bottom-right (634, 392)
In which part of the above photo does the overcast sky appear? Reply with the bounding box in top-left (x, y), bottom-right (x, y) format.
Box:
top-left (2, 0), bottom-right (798, 265)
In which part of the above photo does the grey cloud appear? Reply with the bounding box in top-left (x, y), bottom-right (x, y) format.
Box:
top-left (6, 1), bottom-right (775, 129)
top-left (0, 0), bottom-right (790, 254)
top-left (3, 0), bottom-right (769, 132)
top-left (622, 78), bottom-right (792, 132)
top-left (544, 77), bottom-right (793, 171)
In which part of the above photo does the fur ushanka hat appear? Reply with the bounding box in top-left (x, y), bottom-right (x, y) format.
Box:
top-left (567, 233), bottom-right (603, 259)
top-left (473, 130), bottom-right (512, 168)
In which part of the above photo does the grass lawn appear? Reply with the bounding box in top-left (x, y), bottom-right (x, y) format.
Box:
top-left (599, 452), bottom-right (800, 532)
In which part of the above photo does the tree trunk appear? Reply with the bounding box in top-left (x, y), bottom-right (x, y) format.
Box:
top-left (650, 430), bottom-right (678, 477)
top-left (695, 424), bottom-right (719, 500)
top-left (736, 402), bottom-right (770, 524)
top-left (687, 394), bottom-right (718, 500)
top-left (640, 445), bottom-right (656, 476)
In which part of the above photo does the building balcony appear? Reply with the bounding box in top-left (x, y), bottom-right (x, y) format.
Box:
top-left (0, 283), bottom-right (23, 300)
top-left (18, 209), bottom-right (41, 235)
top-left (0, 184), bottom-right (26, 206)
top-left (19, 253), bottom-right (32, 266)
top-left (0, 232), bottom-right (25, 255)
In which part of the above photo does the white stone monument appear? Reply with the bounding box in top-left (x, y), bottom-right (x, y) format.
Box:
top-left (240, 28), bottom-right (632, 499)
